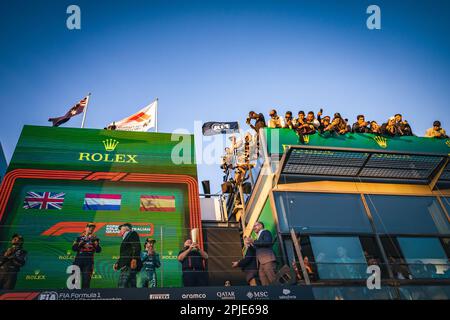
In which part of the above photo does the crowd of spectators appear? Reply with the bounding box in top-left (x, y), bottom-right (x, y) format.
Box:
top-left (246, 108), bottom-right (448, 140)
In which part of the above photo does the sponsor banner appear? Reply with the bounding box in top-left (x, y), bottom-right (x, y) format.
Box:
top-left (0, 286), bottom-right (315, 301)
top-left (42, 222), bottom-right (154, 237)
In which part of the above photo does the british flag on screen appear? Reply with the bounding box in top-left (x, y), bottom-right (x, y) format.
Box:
top-left (23, 191), bottom-right (65, 210)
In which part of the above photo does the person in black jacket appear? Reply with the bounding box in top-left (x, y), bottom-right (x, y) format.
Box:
top-left (232, 237), bottom-right (258, 286)
top-left (72, 223), bottom-right (101, 289)
top-left (248, 222), bottom-right (277, 286)
top-left (352, 115), bottom-right (370, 133)
top-left (0, 234), bottom-right (27, 289)
top-left (113, 223), bottom-right (142, 288)
top-left (394, 114), bottom-right (413, 136)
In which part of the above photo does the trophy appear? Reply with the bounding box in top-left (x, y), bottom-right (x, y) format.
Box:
top-left (191, 228), bottom-right (199, 250)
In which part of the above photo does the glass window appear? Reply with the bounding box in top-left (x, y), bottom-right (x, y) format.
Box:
top-left (366, 195), bottom-right (450, 235)
top-left (274, 192), bottom-right (372, 233)
top-left (310, 236), bottom-right (368, 280)
top-left (397, 237), bottom-right (450, 279)
top-left (442, 197), bottom-right (450, 218)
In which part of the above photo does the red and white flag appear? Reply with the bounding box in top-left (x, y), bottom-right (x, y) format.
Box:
top-left (110, 99), bottom-right (157, 132)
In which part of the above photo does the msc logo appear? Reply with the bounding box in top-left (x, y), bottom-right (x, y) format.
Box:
top-left (78, 139), bottom-right (138, 163)
top-left (373, 135), bottom-right (387, 148)
top-left (102, 139), bottom-right (119, 151)
top-left (246, 291), bottom-right (269, 300)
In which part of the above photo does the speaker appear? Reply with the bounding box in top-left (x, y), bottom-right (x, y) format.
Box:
top-left (201, 180), bottom-right (211, 198)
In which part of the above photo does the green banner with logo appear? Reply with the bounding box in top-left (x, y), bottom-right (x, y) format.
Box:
top-left (263, 128), bottom-right (450, 156)
top-left (1, 125), bottom-right (198, 289)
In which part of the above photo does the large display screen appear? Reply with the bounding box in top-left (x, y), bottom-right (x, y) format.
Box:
top-left (0, 126), bottom-right (201, 289)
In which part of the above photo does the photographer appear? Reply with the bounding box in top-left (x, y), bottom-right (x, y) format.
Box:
top-left (178, 239), bottom-right (208, 287)
top-left (268, 109), bottom-right (284, 128)
top-left (0, 234), bottom-right (27, 290)
top-left (369, 120), bottom-right (382, 134)
top-left (394, 114), bottom-right (413, 136)
top-left (283, 111), bottom-right (295, 129)
top-left (381, 116), bottom-right (400, 136)
top-left (352, 115), bottom-right (370, 133)
top-left (425, 121), bottom-right (448, 139)
top-left (72, 223), bottom-right (101, 289)
top-left (246, 111), bottom-right (266, 134)
top-left (323, 113), bottom-right (349, 135)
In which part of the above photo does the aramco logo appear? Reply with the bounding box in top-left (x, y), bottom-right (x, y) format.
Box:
top-left (78, 139), bottom-right (138, 163)
top-left (373, 136), bottom-right (387, 148)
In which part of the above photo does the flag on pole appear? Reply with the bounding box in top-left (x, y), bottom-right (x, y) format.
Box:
top-left (202, 121), bottom-right (240, 136)
top-left (48, 95), bottom-right (89, 127)
top-left (110, 100), bottom-right (157, 132)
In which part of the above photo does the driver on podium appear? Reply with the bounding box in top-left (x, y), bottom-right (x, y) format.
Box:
top-left (71, 223), bottom-right (101, 289)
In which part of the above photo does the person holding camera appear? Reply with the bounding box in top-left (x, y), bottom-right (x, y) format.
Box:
top-left (425, 121), bottom-right (448, 139)
top-left (352, 115), bottom-right (370, 133)
top-left (246, 111), bottom-right (266, 134)
top-left (268, 109), bottom-right (284, 128)
top-left (139, 238), bottom-right (161, 288)
top-left (72, 223), bottom-right (101, 289)
top-left (178, 239), bottom-right (209, 287)
top-left (0, 234), bottom-right (27, 290)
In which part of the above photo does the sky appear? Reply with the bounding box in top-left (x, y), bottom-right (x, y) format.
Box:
top-left (1, 0), bottom-right (450, 193)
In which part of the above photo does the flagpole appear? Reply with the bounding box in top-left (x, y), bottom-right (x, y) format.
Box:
top-left (155, 98), bottom-right (159, 133)
top-left (81, 93), bottom-right (91, 129)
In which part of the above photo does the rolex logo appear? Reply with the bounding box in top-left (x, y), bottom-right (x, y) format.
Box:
top-left (303, 135), bottom-right (310, 144)
top-left (103, 139), bottom-right (119, 152)
top-left (446, 140), bottom-right (450, 148)
top-left (373, 136), bottom-right (387, 148)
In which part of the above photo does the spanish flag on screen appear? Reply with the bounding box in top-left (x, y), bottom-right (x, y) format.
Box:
top-left (140, 195), bottom-right (176, 212)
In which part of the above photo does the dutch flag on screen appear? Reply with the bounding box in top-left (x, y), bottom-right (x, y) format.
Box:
top-left (83, 194), bottom-right (122, 211)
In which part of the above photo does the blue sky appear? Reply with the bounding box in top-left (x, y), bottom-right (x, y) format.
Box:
top-left (1, 0), bottom-right (449, 193)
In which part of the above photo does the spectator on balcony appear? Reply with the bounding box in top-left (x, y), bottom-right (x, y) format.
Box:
top-left (246, 111), bottom-right (266, 135)
top-left (323, 113), bottom-right (349, 135)
top-left (381, 117), bottom-right (400, 136)
top-left (425, 121), bottom-right (448, 139)
top-left (232, 236), bottom-right (258, 286)
top-left (394, 114), bottom-right (413, 136)
top-left (268, 109), bottom-right (285, 128)
top-left (293, 111), bottom-right (306, 128)
top-left (283, 111), bottom-right (295, 129)
top-left (369, 121), bottom-right (382, 134)
top-left (352, 115), bottom-right (370, 133)
top-left (306, 111), bottom-right (321, 130)
top-left (318, 115), bottom-right (331, 134)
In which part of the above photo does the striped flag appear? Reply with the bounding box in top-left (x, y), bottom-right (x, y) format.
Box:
top-left (83, 194), bottom-right (122, 211)
top-left (23, 191), bottom-right (65, 210)
top-left (140, 195), bottom-right (176, 212)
